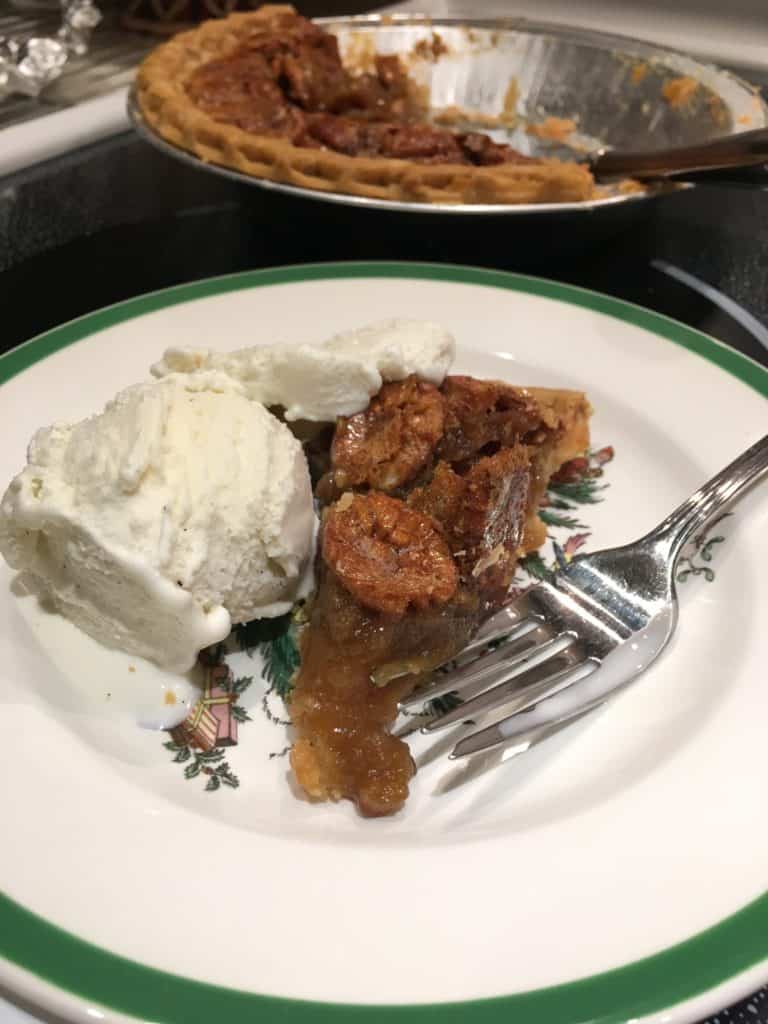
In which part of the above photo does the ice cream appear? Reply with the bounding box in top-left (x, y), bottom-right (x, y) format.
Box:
top-left (0, 318), bottom-right (454, 672)
top-left (0, 372), bottom-right (315, 672)
top-left (151, 319), bottom-right (456, 421)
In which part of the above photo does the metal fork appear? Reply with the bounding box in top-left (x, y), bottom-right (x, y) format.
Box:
top-left (399, 433), bottom-right (768, 760)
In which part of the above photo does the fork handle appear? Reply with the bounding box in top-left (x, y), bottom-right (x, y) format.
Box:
top-left (649, 433), bottom-right (768, 564)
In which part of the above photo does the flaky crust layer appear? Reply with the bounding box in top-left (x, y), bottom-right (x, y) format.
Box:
top-left (136, 5), bottom-right (595, 206)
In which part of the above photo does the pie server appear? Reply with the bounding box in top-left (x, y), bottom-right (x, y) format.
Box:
top-left (589, 125), bottom-right (768, 187)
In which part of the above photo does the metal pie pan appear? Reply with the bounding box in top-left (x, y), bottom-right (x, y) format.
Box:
top-left (128, 13), bottom-right (768, 216)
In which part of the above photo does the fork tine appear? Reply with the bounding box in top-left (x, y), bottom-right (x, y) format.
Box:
top-left (457, 600), bottom-right (534, 659)
top-left (451, 702), bottom-right (598, 761)
top-left (421, 641), bottom-right (581, 734)
top-left (397, 621), bottom-right (547, 712)
top-left (397, 602), bottom-right (537, 713)
top-left (450, 659), bottom-right (601, 758)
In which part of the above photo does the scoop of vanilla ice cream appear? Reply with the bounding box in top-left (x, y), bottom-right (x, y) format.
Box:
top-left (151, 319), bottom-right (456, 421)
top-left (0, 372), bottom-right (315, 672)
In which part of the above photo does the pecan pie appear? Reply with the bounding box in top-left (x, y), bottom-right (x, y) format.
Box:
top-left (289, 376), bottom-right (590, 816)
top-left (136, 4), bottom-right (595, 205)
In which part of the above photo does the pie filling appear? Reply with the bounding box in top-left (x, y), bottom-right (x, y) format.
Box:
top-left (185, 9), bottom-right (539, 166)
top-left (288, 375), bottom-right (591, 817)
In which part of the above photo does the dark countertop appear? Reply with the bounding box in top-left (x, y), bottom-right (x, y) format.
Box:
top-left (0, 125), bottom-right (766, 1024)
top-left (2, 130), bottom-right (768, 365)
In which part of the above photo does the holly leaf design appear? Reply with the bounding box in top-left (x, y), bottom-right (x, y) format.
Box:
top-left (520, 551), bottom-right (551, 581)
top-left (234, 613), bottom-right (300, 698)
top-left (217, 764), bottom-right (240, 788)
top-left (262, 627), bottom-right (301, 700)
top-left (232, 675), bottom-right (254, 695)
top-left (232, 705), bottom-right (251, 723)
top-left (205, 774), bottom-right (221, 792)
top-left (539, 508), bottom-right (584, 529)
top-left (518, 445), bottom-right (616, 584)
top-left (676, 513), bottom-right (731, 585)
top-left (197, 749), bottom-right (225, 764)
top-left (548, 478), bottom-right (606, 505)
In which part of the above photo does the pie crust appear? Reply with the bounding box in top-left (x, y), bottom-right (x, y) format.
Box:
top-left (136, 4), bottom-right (595, 206)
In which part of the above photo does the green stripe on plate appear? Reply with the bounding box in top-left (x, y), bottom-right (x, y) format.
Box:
top-left (1, 889), bottom-right (767, 1024)
top-left (2, 262), bottom-right (767, 398)
top-left (1, 262), bottom-right (766, 1024)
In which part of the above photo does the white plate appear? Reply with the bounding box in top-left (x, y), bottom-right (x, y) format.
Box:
top-left (1, 262), bottom-right (766, 1024)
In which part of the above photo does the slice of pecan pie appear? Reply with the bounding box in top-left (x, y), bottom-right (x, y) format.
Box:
top-left (288, 375), bottom-right (590, 816)
top-left (136, 4), bottom-right (595, 205)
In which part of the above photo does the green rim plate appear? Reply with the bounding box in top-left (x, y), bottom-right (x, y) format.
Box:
top-left (1, 261), bottom-right (766, 1024)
